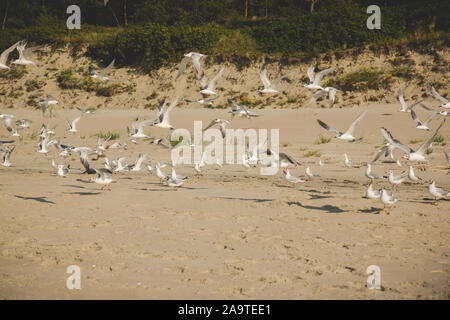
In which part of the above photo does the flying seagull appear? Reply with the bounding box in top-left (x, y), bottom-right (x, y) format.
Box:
top-left (259, 66), bottom-right (288, 94)
top-left (304, 65), bottom-right (336, 90)
top-left (430, 85), bottom-right (450, 108)
top-left (397, 87), bottom-right (424, 112)
top-left (200, 68), bottom-right (224, 96)
top-left (227, 98), bottom-right (259, 119)
top-left (152, 97), bottom-right (179, 129)
top-left (410, 108), bottom-right (437, 130)
top-left (420, 103), bottom-right (448, 116)
top-left (127, 118), bottom-right (154, 138)
top-left (67, 115), bottom-right (82, 133)
top-left (13, 40), bottom-right (44, 66)
top-left (306, 87), bottom-right (341, 108)
top-left (176, 52), bottom-right (207, 79)
top-left (203, 119), bottom-right (230, 138)
top-left (89, 59), bottom-right (115, 81)
top-left (317, 110), bottom-right (367, 142)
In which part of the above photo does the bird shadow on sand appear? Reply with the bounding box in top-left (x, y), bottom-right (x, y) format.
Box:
top-left (410, 198), bottom-right (450, 205)
top-left (287, 201), bottom-right (349, 213)
top-left (358, 207), bottom-right (381, 214)
top-left (217, 196), bottom-right (273, 203)
top-left (63, 191), bottom-right (102, 196)
top-left (308, 194), bottom-right (333, 200)
top-left (133, 186), bottom-right (207, 192)
top-left (14, 195), bottom-right (55, 204)
top-left (62, 184), bottom-right (86, 189)
top-left (76, 178), bottom-right (92, 184)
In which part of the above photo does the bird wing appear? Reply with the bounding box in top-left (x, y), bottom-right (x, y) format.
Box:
top-left (445, 151), bottom-right (449, 165)
top-left (431, 86), bottom-right (449, 104)
top-left (397, 87), bottom-right (407, 110)
top-left (313, 67), bottom-right (336, 85)
top-left (417, 119), bottom-right (446, 156)
top-left (99, 58), bottom-right (115, 77)
top-left (372, 145), bottom-right (389, 163)
top-left (410, 109), bottom-right (421, 125)
top-left (199, 72), bottom-right (208, 89)
top-left (23, 45), bottom-right (44, 60)
top-left (380, 127), bottom-right (412, 155)
top-left (71, 115), bottom-right (82, 127)
top-left (161, 97), bottom-right (179, 125)
top-left (0, 40), bottom-right (21, 65)
top-left (420, 103), bottom-right (435, 112)
top-left (312, 90), bottom-right (327, 101)
top-left (422, 110), bottom-right (438, 126)
top-left (260, 68), bottom-right (271, 89)
top-left (208, 68), bottom-right (224, 91)
top-left (203, 119), bottom-right (218, 131)
top-left (80, 151), bottom-right (91, 171)
top-left (317, 119), bottom-right (342, 136)
top-left (345, 110), bottom-right (367, 136)
top-left (271, 73), bottom-right (288, 90)
top-left (176, 56), bottom-right (191, 79)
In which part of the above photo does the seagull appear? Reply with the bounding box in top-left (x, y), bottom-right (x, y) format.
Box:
top-left (37, 135), bottom-right (56, 154)
top-left (130, 154), bottom-right (147, 172)
top-left (304, 65), bottom-right (336, 90)
top-left (428, 181), bottom-right (449, 205)
top-left (1, 114), bottom-right (21, 137)
top-left (305, 166), bottom-right (319, 179)
top-left (51, 160), bottom-right (70, 177)
top-left (40, 95), bottom-right (59, 116)
top-left (408, 165), bottom-right (421, 181)
top-left (259, 66), bottom-right (288, 94)
top-left (73, 147), bottom-right (96, 174)
top-left (317, 110), bottom-right (367, 142)
top-left (445, 151), bottom-right (450, 167)
top-left (365, 163), bottom-right (380, 180)
top-left (152, 137), bottom-right (171, 149)
top-left (67, 115), bottom-right (82, 133)
top-left (39, 124), bottom-right (57, 137)
top-left (410, 108), bottom-right (437, 130)
top-left (76, 107), bottom-right (97, 114)
top-left (128, 118), bottom-right (154, 138)
top-left (227, 98), bottom-right (259, 119)
top-left (185, 97), bottom-right (217, 106)
top-left (171, 167), bottom-right (188, 181)
top-left (379, 187), bottom-right (397, 215)
top-left (109, 141), bottom-right (127, 150)
top-left (15, 119), bottom-right (32, 128)
top-left (167, 176), bottom-right (185, 189)
top-left (97, 136), bottom-right (112, 151)
top-left (200, 68), bottom-right (224, 96)
top-left (380, 119), bottom-right (446, 164)
top-left (430, 85), bottom-right (450, 108)
top-left (155, 162), bottom-right (170, 182)
top-left (194, 150), bottom-right (207, 174)
top-left (13, 40), bottom-right (43, 66)
top-left (0, 40), bottom-right (21, 69)
top-left (203, 118), bottom-right (230, 138)
top-left (176, 52), bottom-right (207, 79)
top-left (372, 142), bottom-right (396, 163)
top-left (282, 169), bottom-right (305, 187)
top-left (397, 87), bottom-right (424, 112)
top-left (266, 149), bottom-right (300, 168)
top-left (344, 153), bottom-right (357, 167)
top-left (388, 170), bottom-right (406, 191)
top-left (318, 159), bottom-right (324, 166)
top-left (152, 97), bottom-right (179, 129)
top-left (89, 59), bottom-right (115, 81)
top-left (306, 87), bottom-right (341, 107)
top-left (91, 168), bottom-right (116, 191)
top-left (53, 138), bottom-right (73, 157)
top-left (1, 145), bottom-right (14, 167)
top-left (364, 183), bottom-right (381, 199)
top-left (420, 103), bottom-right (448, 116)
top-left (114, 157), bottom-right (130, 172)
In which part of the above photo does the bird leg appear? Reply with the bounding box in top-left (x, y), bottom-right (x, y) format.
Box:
top-left (101, 185), bottom-right (105, 190)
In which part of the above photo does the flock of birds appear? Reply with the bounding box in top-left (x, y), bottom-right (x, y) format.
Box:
top-left (0, 40), bottom-right (450, 213)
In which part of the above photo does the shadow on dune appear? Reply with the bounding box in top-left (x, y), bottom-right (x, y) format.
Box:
top-left (287, 201), bottom-right (348, 213)
top-left (14, 195), bottom-right (55, 204)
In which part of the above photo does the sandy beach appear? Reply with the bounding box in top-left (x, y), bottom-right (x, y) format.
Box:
top-left (0, 104), bottom-right (448, 299)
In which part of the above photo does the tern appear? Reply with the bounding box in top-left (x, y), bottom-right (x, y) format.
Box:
top-left (89, 59), bottom-right (115, 81)
top-left (317, 110), bottom-right (367, 142)
top-left (176, 52), bottom-right (207, 79)
top-left (410, 108), bottom-right (437, 130)
top-left (97, 136), bottom-right (112, 151)
top-left (344, 153), bottom-right (357, 168)
top-left (430, 85), bottom-right (450, 108)
top-left (54, 138), bottom-right (73, 157)
top-left (420, 103), bottom-right (448, 116)
top-left (185, 97), bottom-right (217, 106)
top-left (13, 40), bottom-right (43, 66)
top-left (259, 66), bottom-right (288, 94)
top-left (200, 68), bottom-right (224, 96)
top-left (266, 149), bottom-right (300, 168)
top-left (1, 145), bottom-right (14, 167)
top-left (167, 176), bottom-right (185, 189)
top-left (282, 169), bottom-right (305, 187)
top-left (1, 114), bottom-right (21, 137)
top-left (67, 115), bottom-right (82, 133)
top-left (37, 135), bottom-right (56, 154)
top-left (40, 95), bottom-right (59, 116)
top-left (203, 118), bottom-right (230, 138)
top-left (380, 119), bottom-right (446, 164)
top-left (364, 183), bottom-right (380, 199)
top-left (428, 181), bottom-right (449, 205)
top-left (304, 65), bottom-right (336, 90)
top-left (407, 165), bottom-right (421, 181)
top-left (156, 162), bottom-right (170, 182)
top-left (152, 97), bottom-right (179, 129)
top-left (127, 118), bottom-right (154, 138)
top-left (76, 107), bottom-right (97, 114)
top-left (15, 119), bottom-right (32, 128)
top-left (0, 40), bottom-right (21, 69)
top-left (397, 87), bottom-right (424, 112)
top-left (130, 154), bottom-right (147, 172)
top-left (379, 187), bottom-right (397, 215)
top-left (91, 168), bottom-right (116, 191)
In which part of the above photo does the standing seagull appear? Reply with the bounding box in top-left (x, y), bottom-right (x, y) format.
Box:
top-left (387, 170), bottom-right (406, 191)
top-left (67, 115), bottom-right (82, 133)
top-left (304, 65), bottom-right (336, 90)
top-left (379, 187), bottom-right (397, 215)
top-left (152, 97), bottom-right (179, 129)
top-left (408, 165), bottom-right (422, 182)
top-left (200, 68), bottom-right (224, 96)
top-left (176, 52), bottom-right (207, 79)
top-left (283, 169), bottom-right (305, 187)
top-left (13, 40), bottom-right (43, 66)
top-left (397, 87), bottom-right (423, 112)
top-left (364, 183), bottom-right (381, 199)
top-left (89, 59), bottom-right (115, 81)
top-left (317, 110), bottom-right (367, 142)
top-left (0, 40), bottom-right (21, 69)
top-left (259, 66), bottom-right (288, 94)
top-left (430, 85), bottom-right (450, 108)
top-left (91, 169), bottom-right (116, 191)
top-left (428, 181), bottom-right (449, 205)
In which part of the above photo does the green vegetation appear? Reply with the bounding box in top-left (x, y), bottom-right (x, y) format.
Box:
top-left (95, 131), bottom-right (121, 140)
top-left (304, 150), bottom-right (322, 157)
top-left (433, 135), bottom-right (446, 146)
top-left (0, 66), bottom-right (28, 80)
top-left (315, 135), bottom-right (332, 145)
